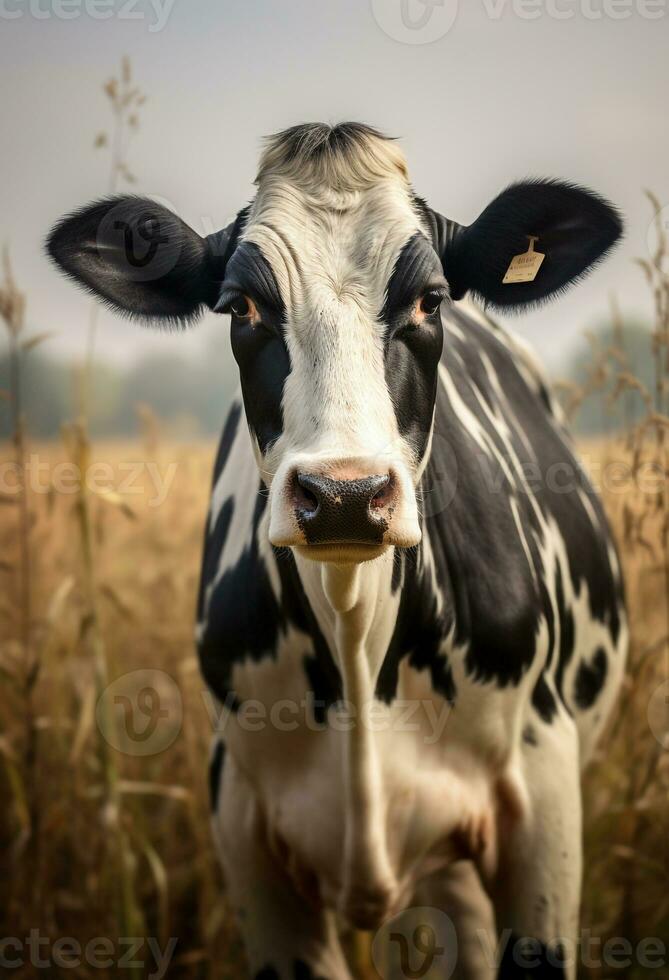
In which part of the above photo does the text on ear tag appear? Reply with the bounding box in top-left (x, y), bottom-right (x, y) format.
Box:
top-left (503, 236), bottom-right (545, 284)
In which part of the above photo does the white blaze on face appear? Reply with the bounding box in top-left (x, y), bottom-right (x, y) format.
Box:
top-left (240, 129), bottom-right (427, 552)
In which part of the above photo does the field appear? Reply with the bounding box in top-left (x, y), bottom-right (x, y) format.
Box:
top-left (0, 437), bottom-right (245, 977)
top-left (0, 428), bottom-right (667, 979)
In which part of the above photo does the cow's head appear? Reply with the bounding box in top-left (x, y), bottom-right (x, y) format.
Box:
top-left (47, 122), bottom-right (622, 564)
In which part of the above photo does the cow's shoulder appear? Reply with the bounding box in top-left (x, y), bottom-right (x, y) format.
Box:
top-left (429, 303), bottom-right (625, 705)
top-left (443, 300), bottom-right (564, 423)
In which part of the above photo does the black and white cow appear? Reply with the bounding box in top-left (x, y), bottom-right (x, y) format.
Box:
top-left (48, 123), bottom-right (627, 979)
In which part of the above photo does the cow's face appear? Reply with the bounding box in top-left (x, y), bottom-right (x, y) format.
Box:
top-left (47, 123), bottom-right (622, 564)
top-left (218, 141), bottom-right (446, 561)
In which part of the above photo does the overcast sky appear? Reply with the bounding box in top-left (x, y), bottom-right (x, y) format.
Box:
top-left (2, 0), bottom-right (668, 376)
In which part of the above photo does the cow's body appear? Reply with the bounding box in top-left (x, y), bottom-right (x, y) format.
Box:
top-left (48, 121), bottom-right (627, 979)
top-left (198, 301), bottom-right (626, 978)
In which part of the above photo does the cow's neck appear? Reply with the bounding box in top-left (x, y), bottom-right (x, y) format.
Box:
top-left (295, 553), bottom-right (399, 913)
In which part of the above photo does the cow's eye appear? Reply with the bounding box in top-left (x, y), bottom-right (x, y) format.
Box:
top-left (420, 290), bottom-right (443, 316)
top-left (229, 295), bottom-right (256, 320)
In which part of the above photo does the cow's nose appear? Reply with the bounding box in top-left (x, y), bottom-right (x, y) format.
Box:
top-left (294, 472), bottom-right (391, 545)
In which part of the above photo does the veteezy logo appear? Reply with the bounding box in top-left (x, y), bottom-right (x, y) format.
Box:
top-left (96, 669), bottom-right (183, 756)
top-left (370, 0), bottom-right (667, 40)
top-left (96, 196), bottom-right (180, 283)
top-left (646, 202), bottom-right (669, 271)
top-left (370, 0), bottom-right (459, 43)
top-left (0, 932), bottom-right (176, 978)
top-left (0, 0), bottom-right (176, 32)
top-left (113, 216), bottom-right (169, 270)
top-left (372, 907), bottom-right (457, 979)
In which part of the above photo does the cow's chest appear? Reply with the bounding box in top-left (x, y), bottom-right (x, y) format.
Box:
top-left (220, 644), bottom-right (518, 926)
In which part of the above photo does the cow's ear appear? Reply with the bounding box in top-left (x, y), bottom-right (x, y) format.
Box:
top-left (47, 196), bottom-right (231, 327)
top-left (442, 180), bottom-right (622, 312)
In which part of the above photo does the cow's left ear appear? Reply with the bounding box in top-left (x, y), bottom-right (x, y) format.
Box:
top-left (47, 196), bottom-right (233, 327)
top-left (442, 179), bottom-right (622, 311)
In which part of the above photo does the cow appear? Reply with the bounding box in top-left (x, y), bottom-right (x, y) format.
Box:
top-left (47, 122), bottom-right (627, 980)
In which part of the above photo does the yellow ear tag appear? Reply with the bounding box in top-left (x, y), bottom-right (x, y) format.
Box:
top-left (503, 236), bottom-right (545, 284)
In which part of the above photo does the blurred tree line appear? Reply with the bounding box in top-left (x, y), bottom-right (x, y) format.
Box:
top-left (560, 317), bottom-right (657, 436)
top-left (0, 316), bottom-right (655, 440)
top-left (0, 335), bottom-right (239, 439)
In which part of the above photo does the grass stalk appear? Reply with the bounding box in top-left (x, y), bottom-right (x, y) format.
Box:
top-left (66, 57), bottom-right (148, 976)
top-left (0, 250), bottom-right (41, 915)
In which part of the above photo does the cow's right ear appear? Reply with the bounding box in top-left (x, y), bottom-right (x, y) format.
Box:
top-left (46, 196), bottom-right (231, 327)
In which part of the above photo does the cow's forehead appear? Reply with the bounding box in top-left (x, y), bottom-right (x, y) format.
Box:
top-left (241, 178), bottom-right (426, 316)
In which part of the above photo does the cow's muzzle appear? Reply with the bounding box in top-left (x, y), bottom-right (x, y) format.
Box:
top-left (293, 471), bottom-right (392, 546)
top-left (267, 456), bottom-right (422, 559)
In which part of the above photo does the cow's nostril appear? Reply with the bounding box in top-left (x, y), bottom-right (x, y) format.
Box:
top-left (370, 474), bottom-right (392, 511)
top-left (295, 473), bottom-right (321, 515)
top-left (299, 486), bottom-right (319, 513)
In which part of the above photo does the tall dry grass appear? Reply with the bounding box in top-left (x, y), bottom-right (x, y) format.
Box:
top-left (562, 195), bottom-right (669, 972)
top-left (0, 58), bottom-right (243, 979)
top-left (63, 57), bottom-right (151, 978)
top-left (83, 55), bottom-right (146, 398)
top-left (0, 437), bottom-right (245, 977)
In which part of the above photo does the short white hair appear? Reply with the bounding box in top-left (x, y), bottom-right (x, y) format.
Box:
top-left (256, 122), bottom-right (409, 195)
